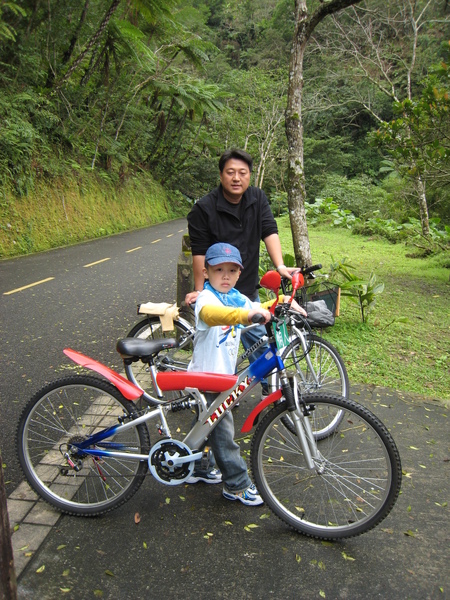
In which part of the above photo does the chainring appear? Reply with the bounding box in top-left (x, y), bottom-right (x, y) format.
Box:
top-left (148, 439), bottom-right (195, 485)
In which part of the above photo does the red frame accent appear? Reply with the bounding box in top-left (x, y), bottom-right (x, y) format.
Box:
top-left (63, 349), bottom-right (143, 401)
top-left (156, 371), bottom-right (238, 393)
top-left (240, 389), bottom-right (283, 433)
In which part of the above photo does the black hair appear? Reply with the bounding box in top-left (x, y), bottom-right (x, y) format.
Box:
top-left (218, 149), bottom-right (253, 173)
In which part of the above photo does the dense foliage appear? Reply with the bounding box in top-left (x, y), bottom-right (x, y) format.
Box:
top-left (0, 0), bottom-right (449, 250)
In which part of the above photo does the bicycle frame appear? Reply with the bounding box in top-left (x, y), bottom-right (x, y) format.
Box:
top-left (64, 338), bottom-right (284, 459)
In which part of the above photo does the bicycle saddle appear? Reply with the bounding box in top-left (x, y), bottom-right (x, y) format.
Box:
top-left (116, 337), bottom-right (178, 361)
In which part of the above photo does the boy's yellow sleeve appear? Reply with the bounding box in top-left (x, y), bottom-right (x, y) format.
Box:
top-left (199, 305), bottom-right (250, 327)
top-left (199, 297), bottom-right (280, 327)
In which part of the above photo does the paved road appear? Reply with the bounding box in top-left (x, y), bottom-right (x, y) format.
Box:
top-left (8, 384), bottom-right (450, 600)
top-left (2, 221), bottom-right (449, 599)
top-left (0, 219), bottom-right (188, 492)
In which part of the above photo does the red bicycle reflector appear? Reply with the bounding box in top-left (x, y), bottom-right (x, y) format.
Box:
top-left (291, 271), bottom-right (304, 291)
top-left (260, 270), bottom-right (281, 292)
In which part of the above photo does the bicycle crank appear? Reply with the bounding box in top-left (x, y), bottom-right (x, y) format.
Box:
top-left (148, 440), bottom-right (201, 485)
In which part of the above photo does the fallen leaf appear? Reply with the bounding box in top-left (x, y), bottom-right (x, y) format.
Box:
top-left (62, 569), bottom-right (70, 577)
top-left (36, 565), bottom-right (45, 574)
top-left (60, 588), bottom-right (71, 593)
top-left (57, 544), bottom-right (67, 551)
top-left (404, 530), bottom-right (416, 537)
top-left (320, 591), bottom-right (326, 598)
top-left (134, 512), bottom-right (141, 524)
top-left (165, 497), bottom-right (170, 504)
top-left (342, 552), bottom-right (356, 562)
top-left (93, 591), bottom-right (103, 598)
top-left (143, 542), bottom-right (148, 549)
top-left (104, 570), bottom-right (115, 577)
top-left (295, 554), bottom-right (301, 563)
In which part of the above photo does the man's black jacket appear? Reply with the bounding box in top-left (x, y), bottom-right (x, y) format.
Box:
top-left (187, 185), bottom-right (278, 298)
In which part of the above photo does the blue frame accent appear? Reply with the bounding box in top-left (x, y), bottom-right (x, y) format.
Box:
top-left (248, 343), bottom-right (283, 380)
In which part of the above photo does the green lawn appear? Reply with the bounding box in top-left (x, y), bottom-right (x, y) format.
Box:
top-left (276, 217), bottom-right (450, 403)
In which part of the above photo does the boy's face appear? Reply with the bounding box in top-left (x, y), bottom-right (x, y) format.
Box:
top-left (204, 262), bottom-right (241, 294)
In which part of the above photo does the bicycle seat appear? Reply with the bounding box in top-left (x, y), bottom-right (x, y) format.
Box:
top-left (116, 337), bottom-right (178, 361)
top-left (156, 371), bottom-right (239, 393)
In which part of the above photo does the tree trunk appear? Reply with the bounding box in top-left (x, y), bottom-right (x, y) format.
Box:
top-left (416, 174), bottom-right (430, 237)
top-left (285, 0), bottom-right (364, 266)
top-left (286, 2), bottom-right (311, 266)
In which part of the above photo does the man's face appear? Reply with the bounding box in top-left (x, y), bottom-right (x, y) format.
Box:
top-left (219, 159), bottom-right (251, 203)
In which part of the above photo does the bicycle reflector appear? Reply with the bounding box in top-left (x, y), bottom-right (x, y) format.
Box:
top-left (288, 271), bottom-right (305, 303)
top-left (260, 270), bottom-right (281, 292)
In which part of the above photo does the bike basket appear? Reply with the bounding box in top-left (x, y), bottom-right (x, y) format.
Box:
top-left (307, 284), bottom-right (340, 317)
top-left (272, 320), bottom-right (289, 351)
top-left (305, 299), bottom-right (335, 328)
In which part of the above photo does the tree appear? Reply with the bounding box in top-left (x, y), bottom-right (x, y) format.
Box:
top-left (324, 0), bottom-right (450, 235)
top-left (285, 0), bottom-right (364, 268)
top-left (371, 58), bottom-right (450, 234)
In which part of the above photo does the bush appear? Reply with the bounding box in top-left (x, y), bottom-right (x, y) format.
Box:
top-left (315, 173), bottom-right (392, 219)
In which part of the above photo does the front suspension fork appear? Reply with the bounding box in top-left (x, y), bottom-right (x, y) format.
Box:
top-left (280, 373), bottom-right (319, 471)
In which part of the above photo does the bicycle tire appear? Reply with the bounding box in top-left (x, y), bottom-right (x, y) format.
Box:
top-left (251, 395), bottom-right (402, 540)
top-left (125, 316), bottom-right (194, 401)
top-left (17, 375), bottom-right (150, 516)
top-left (275, 335), bottom-right (348, 439)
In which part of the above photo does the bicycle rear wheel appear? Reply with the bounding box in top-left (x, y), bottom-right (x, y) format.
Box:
top-left (251, 395), bottom-right (402, 540)
top-left (125, 316), bottom-right (194, 400)
top-left (17, 375), bottom-right (150, 516)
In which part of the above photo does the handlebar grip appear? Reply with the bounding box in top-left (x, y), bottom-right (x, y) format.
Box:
top-left (302, 263), bottom-right (322, 275)
top-left (250, 313), bottom-right (266, 324)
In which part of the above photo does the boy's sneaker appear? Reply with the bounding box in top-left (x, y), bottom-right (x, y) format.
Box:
top-left (186, 469), bottom-right (222, 484)
top-left (222, 485), bottom-right (264, 506)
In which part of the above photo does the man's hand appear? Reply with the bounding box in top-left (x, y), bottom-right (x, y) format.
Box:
top-left (185, 291), bottom-right (200, 306)
top-left (277, 266), bottom-right (299, 280)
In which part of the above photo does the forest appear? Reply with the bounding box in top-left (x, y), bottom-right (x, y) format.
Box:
top-left (0, 0), bottom-right (449, 259)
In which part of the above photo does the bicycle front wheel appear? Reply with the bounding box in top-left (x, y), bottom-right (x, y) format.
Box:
top-left (251, 395), bottom-right (402, 540)
top-left (17, 375), bottom-right (150, 516)
top-left (276, 335), bottom-right (349, 439)
top-left (125, 316), bottom-right (194, 399)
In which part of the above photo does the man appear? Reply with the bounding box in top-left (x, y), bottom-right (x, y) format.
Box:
top-left (185, 148), bottom-right (292, 304)
top-left (185, 149), bottom-right (294, 394)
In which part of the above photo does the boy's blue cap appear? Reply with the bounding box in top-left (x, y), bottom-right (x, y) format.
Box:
top-left (205, 243), bottom-right (243, 269)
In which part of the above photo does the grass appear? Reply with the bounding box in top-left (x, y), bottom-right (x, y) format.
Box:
top-left (276, 216), bottom-right (450, 403)
top-left (0, 171), bottom-right (187, 258)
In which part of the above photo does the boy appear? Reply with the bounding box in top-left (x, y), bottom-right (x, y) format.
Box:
top-left (186, 242), bottom-right (306, 506)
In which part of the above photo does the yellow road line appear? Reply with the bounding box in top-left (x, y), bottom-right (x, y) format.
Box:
top-left (3, 277), bottom-right (55, 295)
top-left (178, 229), bottom-right (185, 232)
top-left (151, 239), bottom-right (161, 244)
top-left (126, 247), bottom-right (142, 253)
top-left (83, 258), bottom-right (110, 268)
top-left (166, 234), bottom-right (174, 238)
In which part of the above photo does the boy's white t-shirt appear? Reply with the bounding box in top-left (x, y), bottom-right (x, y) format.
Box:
top-left (187, 288), bottom-right (253, 375)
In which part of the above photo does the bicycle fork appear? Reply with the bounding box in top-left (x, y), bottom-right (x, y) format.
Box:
top-left (280, 371), bottom-right (320, 472)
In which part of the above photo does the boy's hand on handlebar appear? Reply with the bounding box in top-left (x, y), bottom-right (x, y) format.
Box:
top-left (248, 308), bottom-right (272, 324)
top-left (282, 295), bottom-right (307, 317)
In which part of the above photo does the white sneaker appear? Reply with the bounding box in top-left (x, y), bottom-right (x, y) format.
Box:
top-left (222, 485), bottom-right (264, 506)
top-left (186, 469), bottom-right (222, 484)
